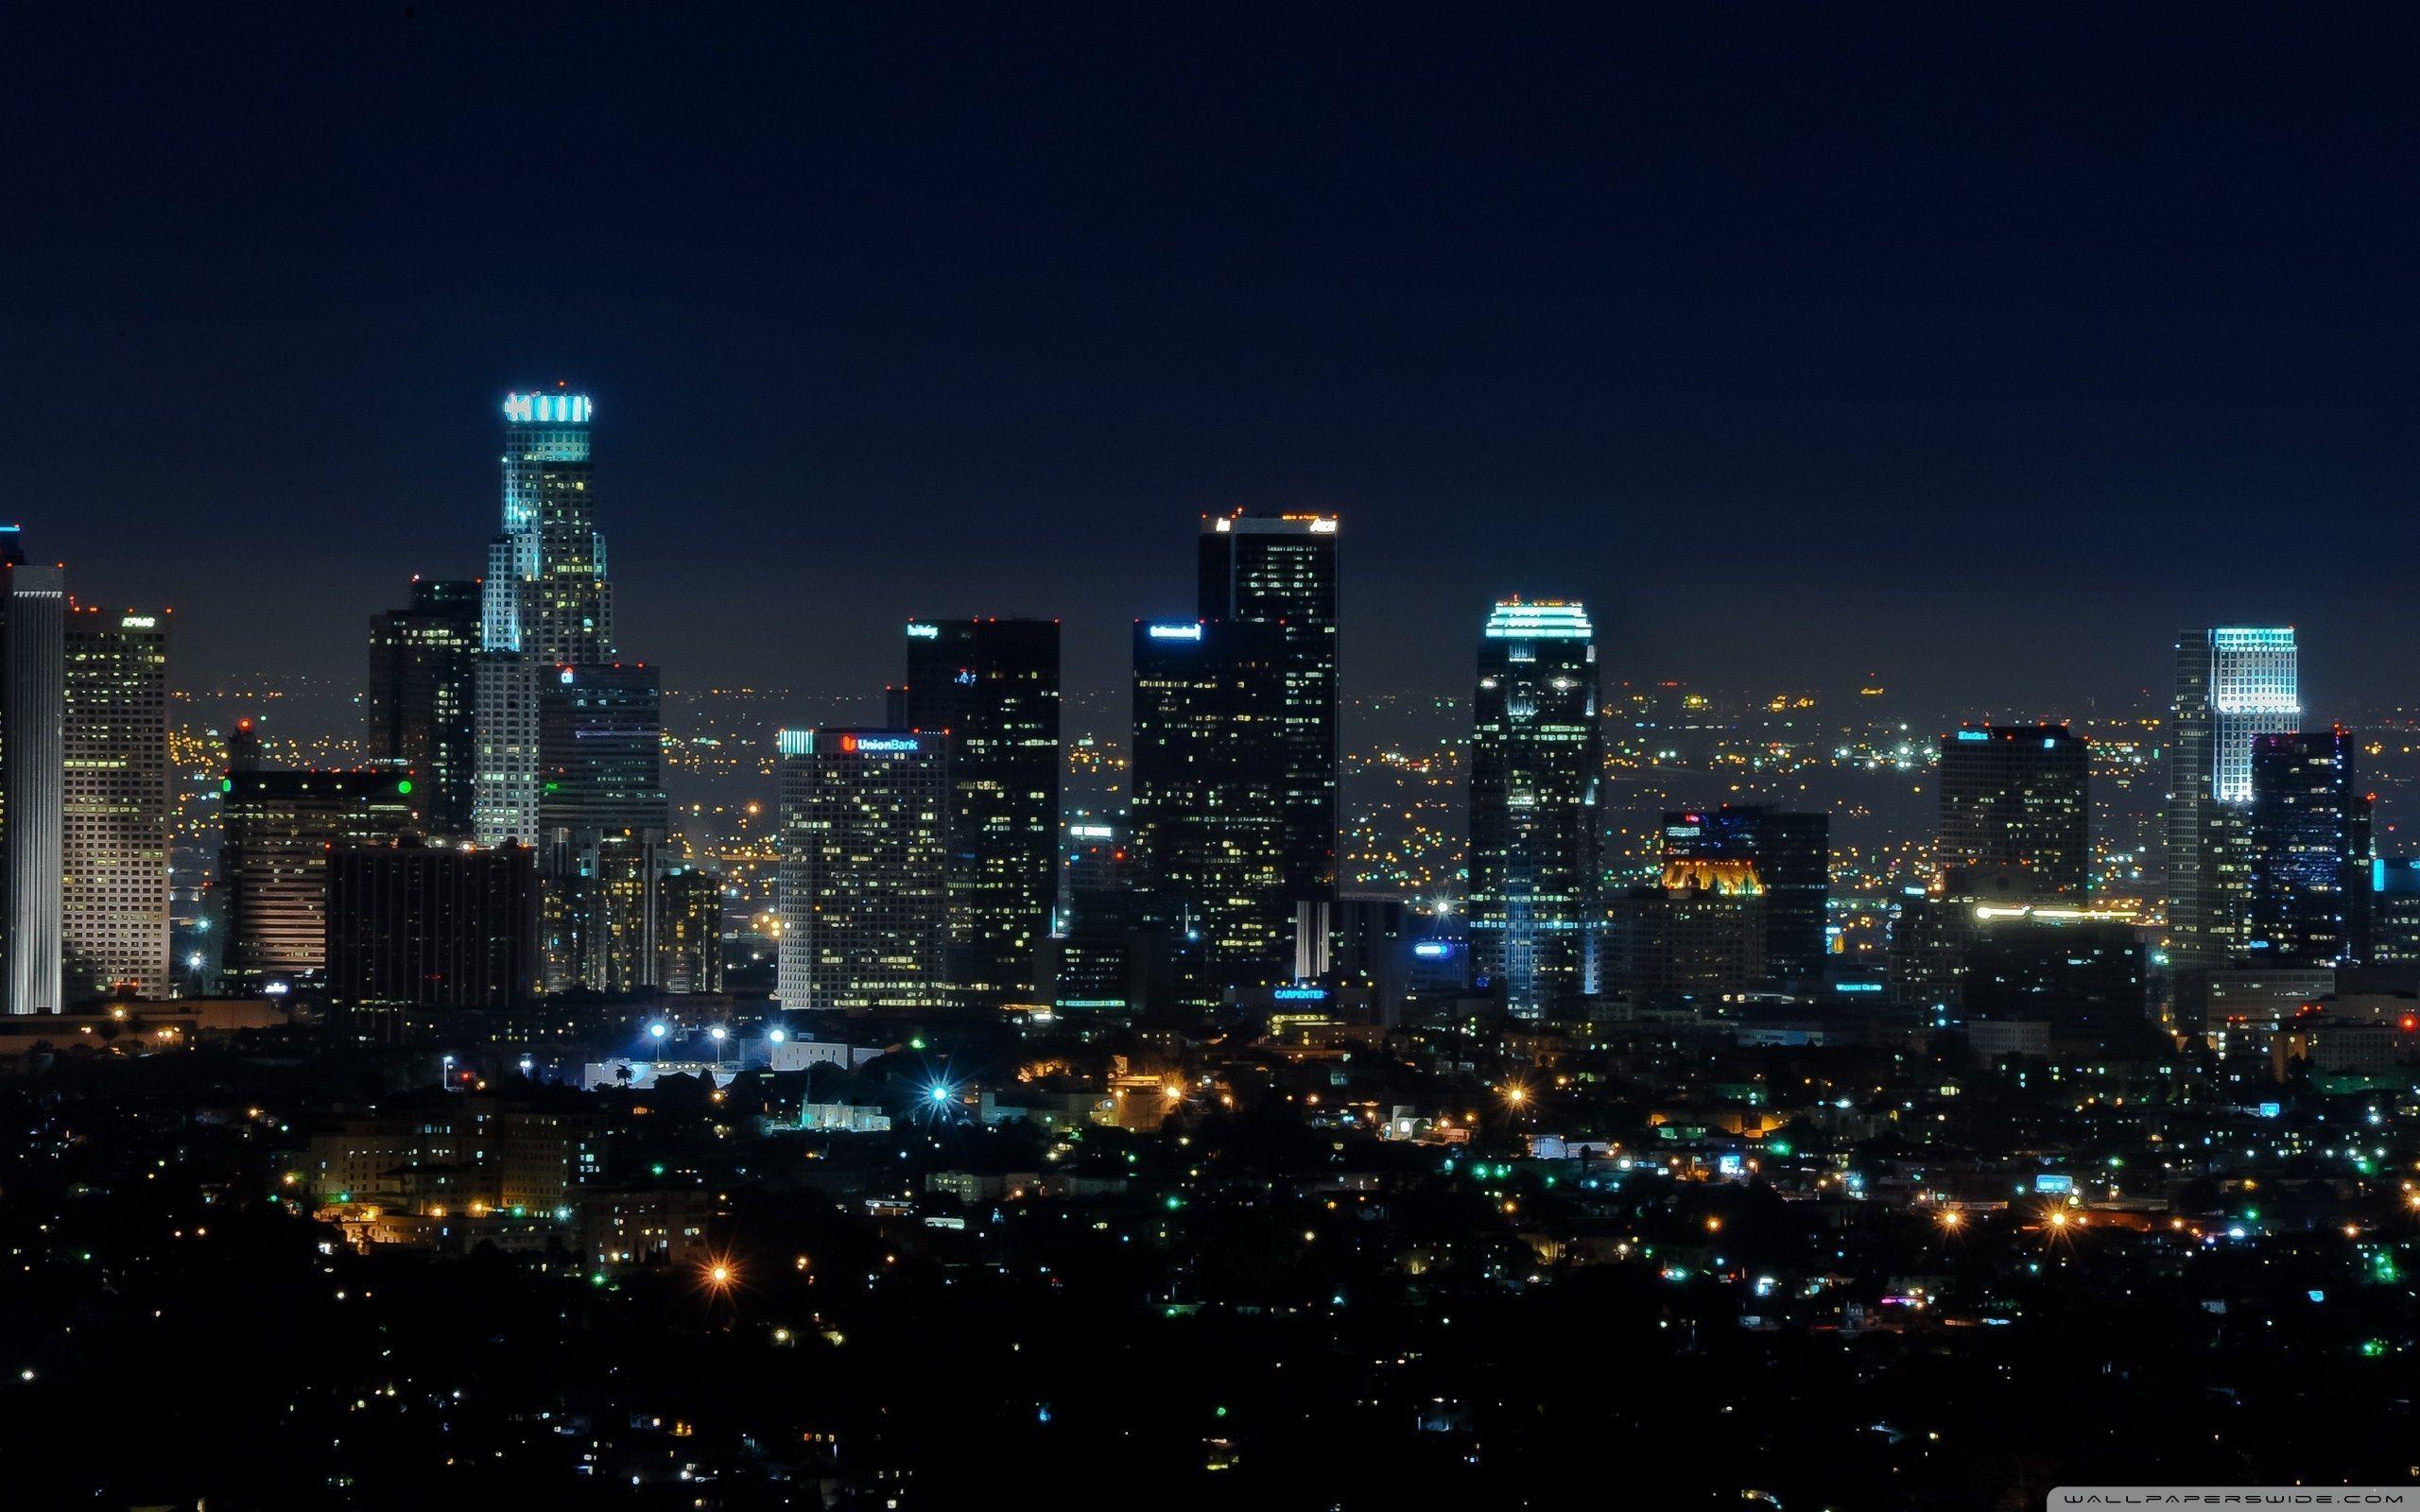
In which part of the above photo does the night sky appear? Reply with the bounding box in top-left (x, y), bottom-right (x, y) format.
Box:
top-left (9, 6), bottom-right (2419, 719)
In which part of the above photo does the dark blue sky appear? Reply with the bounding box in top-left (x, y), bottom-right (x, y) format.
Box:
top-left (8, 6), bottom-right (2417, 717)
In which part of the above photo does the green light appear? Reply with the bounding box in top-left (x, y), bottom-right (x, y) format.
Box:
top-left (910, 1037), bottom-right (927, 1051)
top-left (396, 779), bottom-right (413, 795)
top-left (1766, 1141), bottom-right (1792, 1157)
top-left (1165, 1195), bottom-right (1182, 1210)
top-left (2362, 1339), bottom-right (2388, 1358)
top-left (650, 1163), bottom-right (666, 1177)
top-left (1214, 1405), bottom-right (1228, 1418)
top-left (219, 778), bottom-right (233, 793)
top-left (592, 1272), bottom-right (608, 1286)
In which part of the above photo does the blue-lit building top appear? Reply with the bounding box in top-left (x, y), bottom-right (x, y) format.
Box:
top-left (2207, 627), bottom-right (2300, 805)
top-left (1481, 600), bottom-right (1593, 642)
top-left (1469, 597), bottom-right (1601, 1017)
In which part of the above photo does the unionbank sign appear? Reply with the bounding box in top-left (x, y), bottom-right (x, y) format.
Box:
top-left (839, 734), bottom-right (922, 754)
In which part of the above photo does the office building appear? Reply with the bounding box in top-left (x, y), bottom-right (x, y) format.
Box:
top-left (527, 662), bottom-right (669, 993)
top-left (653, 862), bottom-right (725, 995)
top-left (1662, 804), bottom-right (1829, 986)
top-left (1936, 725), bottom-right (2090, 895)
top-left (2168, 627), bottom-right (2300, 968)
top-left (1606, 860), bottom-right (1767, 1004)
top-left (1199, 512), bottom-right (1339, 916)
top-left (475, 391), bottom-right (611, 848)
top-left (63, 607), bottom-right (171, 998)
top-left (2362, 858), bottom-right (2420, 969)
top-left (1962, 909), bottom-right (2151, 1051)
top-left (775, 730), bottom-right (950, 1012)
top-left (220, 721), bottom-right (420, 992)
top-left (324, 841), bottom-right (541, 1043)
top-left (2246, 729), bottom-right (2363, 967)
top-left (899, 618), bottom-right (1060, 1007)
top-left (3, 559), bottom-right (65, 1014)
top-left (1468, 599), bottom-right (1601, 1018)
top-left (368, 578), bottom-right (480, 837)
top-left (1129, 618), bottom-right (1292, 1008)
top-left (1047, 812), bottom-right (1151, 1014)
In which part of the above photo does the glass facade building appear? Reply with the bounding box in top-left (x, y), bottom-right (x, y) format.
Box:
top-left (1468, 599), bottom-right (1600, 1019)
top-left (475, 391), bottom-right (619, 849)
top-left (1197, 513), bottom-right (1338, 916)
top-left (369, 578), bottom-right (480, 838)
top-left (2168, 627), bottom-right (2300, 968)
top-left (1661, 804), bottom-right (1829, 987)
top-left (1935, 725), bottom-right (2091, 896)
top-left (775, 729), bottom-right (952, 1012)
top-left (900, 618), bottom-right (1061, 1008)
top-left (1130, 618), bottom-right (1292, 1009)
top-left (2246, 729), bottom-right (2363, 967)
top-left (63, 608), bottom-right (171, 998)
top-left (3, 563), bottom-right (65, 1014)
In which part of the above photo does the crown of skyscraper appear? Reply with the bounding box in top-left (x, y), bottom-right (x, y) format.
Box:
top-left (1483, 599), bottom-right (1592, 640)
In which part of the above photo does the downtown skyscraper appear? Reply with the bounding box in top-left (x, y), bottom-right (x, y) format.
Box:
top-left (2168, 627), bottom-right (2300, 968)
top-left (1935, 724), bottom-right (2091, 896)
top-left (1198, 512), bottom-right (1339, 922)
top-left (63, 606), bottom-right (171, 997)
top-left (2246, 728), bottom-right (2364, 967)
top-left (775, 729), bottom-right (951, 1013)
top-left (1660, 804), bottom-right (1830, 988)
top-left (474, 390), bottom-right (614, 849)
top-left (468, 391), bottom-right (670, 993)
top-left (369, 577), bottom-right (480, 838)
top-left (1468, 599), bottom-right (1601, 1019)
top-left (1130, 617), bottom-right (1292, 1008)
top-left (898, 618), bottom-right (1060, 1008)
top-left (2, 545), bottom-right (65, 1014)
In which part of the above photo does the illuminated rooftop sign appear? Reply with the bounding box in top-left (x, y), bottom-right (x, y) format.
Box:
top-left (1482, 600), bottom-right (1592, 641)
top-left (503, 392), bottom-right (593, 425)
top-left (840, 733), bottom-right (921, 754)
top-left (906, 623), bottom-right (939, 639)
top-left (1146, 623), bottom-right (1202, 641)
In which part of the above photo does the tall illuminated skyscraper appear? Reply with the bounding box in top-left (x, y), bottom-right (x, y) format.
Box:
top-left (63, 607), bottom-right (171, 997)
top-left (1468, 599), bottom-right (1600, 1018)
top-left (369, 578), bottom-right (480, 838)
top-left (2246, 729), bottom-right (2363, 967)
top-left (2168, 627), bottom-right (2300, 968)
top-left (1130, 618), bottom-right (1291, 1008)
top-left (1936, 725), bottom-right (2090, 896)
top-left (2, 557), bottom-right (65, 1013)
top-left (474, 390), bottom-right (610, 848)
top-left (900, 618), bottom-right (1060, 1008)
top-left (1199, 512), bottom-right (1338, 916)
top-left (533, 662), bottom-right (670, 993)
top-left (775, 729), bottom-right (951, 1012)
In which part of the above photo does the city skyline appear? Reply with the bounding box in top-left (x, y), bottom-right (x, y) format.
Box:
top-left (14, 11), bottom-right (2420, 1506)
